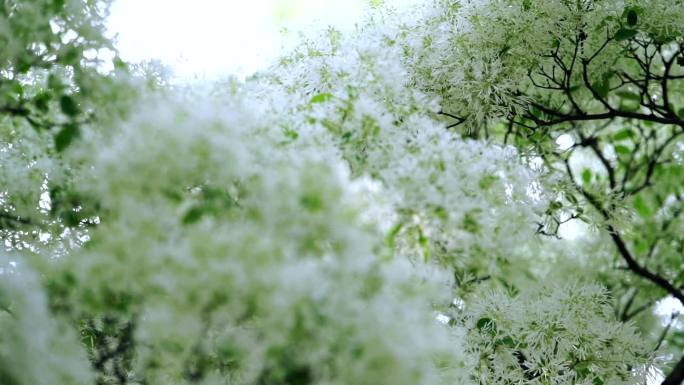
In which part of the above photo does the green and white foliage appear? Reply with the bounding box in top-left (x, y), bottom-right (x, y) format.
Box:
top-left (0, 0), bottom-right (140, 252)
top-left (46, 94), bottom-right (471, 385)
top-left (1, 0), bottom-right (680, 385)
top-left (252, 13), bottom-right (551, 279)
top-left (0, 252), bottom-right (92, 385)
top-left (412, 0), bottom-right (684, 367)
top-left (460, 281), bottom-right (652, 385)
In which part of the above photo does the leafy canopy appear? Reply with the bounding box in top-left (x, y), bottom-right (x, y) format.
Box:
top-left (0, 1), bottom-right (682, 385)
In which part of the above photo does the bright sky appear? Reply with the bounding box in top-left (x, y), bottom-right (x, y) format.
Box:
top-left (107, 0), bottom-right (368, 80)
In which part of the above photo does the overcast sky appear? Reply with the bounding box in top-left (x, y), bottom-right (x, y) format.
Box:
top-left (107, 0), bottom-right (368, 80)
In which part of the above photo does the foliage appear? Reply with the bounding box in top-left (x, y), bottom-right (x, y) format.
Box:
top-left (1, 0), bottom-right (683, 385)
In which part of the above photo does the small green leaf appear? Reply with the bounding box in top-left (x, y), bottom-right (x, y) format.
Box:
top-left (462, 212), bottom-right (480, 233)
top-left (59, 47), bottom-right (81, 66)
top-left (633, 195), bottom-right (651, 218)
top-left (476, 317), bottom-right (492, 330)
top-left (433, 206), bottom-right (448, 220)
top-left (612, 129), bottom-right (634, 141)
top-left (582, 169), bottom-right (592, 184)
top-left (54, 124), bottom-right (79, 152)
top-left (59, 95), bottom-right (79, 116)
top-left (309, 93), bottom-right (333, 104)
top-left (182, 206), bottom-right (204, 224)
top-left (476, 317), bottom-right (497, 335)
top-left (385, 223), bottom-right (403, 248)
top-left (595, 78), bottom-right (610, 98)
top-left (283, 127), bottom-right (299, 140)
top-left (677, 108), bottom-right (684, 119)
top-left (61, 210), bottom-right (81, 227)
top-left (495, 335), bottom-right (516, 348)
top-left (626, 10), bottom-right (638, 26)
top-left (52, 0), bottom-right (65, 11)
top-left (614, 28), bottom-right (637, 41)
top-left (417, 227), bottom-right (430, 262)
top-left (576, 361), bottom-right (591, 378)
top-left (33, 91), bottom-right (52, 112)
top-left (321, 119), bottom-right (339, 133)
top-left (15, 54), bottom-right (32, 73)
top-left (48, 74), bottom-right (64, 92)
top-left (615, 91), bottom-right (640, 101)
top-left (11, 81), bottom-right (23, 96)
top-left (593, 377), bottom-right (605, 385)
top-left (614, 145), bottom-right (631, 155)
top-left (300, 193), bottom-right (323, 211)
top-left (479, 174), bottom-right (499, 190)
top-left (113, 57), bottom-right (128, 71)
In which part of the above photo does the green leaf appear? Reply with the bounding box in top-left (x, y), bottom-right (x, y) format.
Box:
top-left (300, 193), bottom-right (323, 211)
top-left (385, 223), bottom-right (403, 248)
top-left (15, 54), bottom-right (33, 73)
top-left (593, 377), bottom-right (605, 385)
top-left (633, 195), bottom-right (651, 218)
top-left (479, 174), bottom-right (499, 190)
top-left (59, 47), bottom-right (81, 66)
top-left (582, 169), bottom-right (592, 184)
top-left (677, 108), bottom-right (684, 119)
top-left (48, 74), bottom-right (64, 92)
top-left (614, 28), bottom-right (637, 41)
top-left (33, 91), bottom-right (52, 112)
top-left (113, 57), bottom-right (128, 71)
top-left (619, 100), bottom-right (640, 112)
top-left (595, 78), bottom-right (610, 98)
top-left (615, 91), bottom-right (640, 101)
top-left (52, 0), bottom-right (65, 12)
top-left (476, 317), bottom-right (498, 335)
top-left (576, 361), bottom-right (591, 378)
top-left (283, 128), bottom-right (299, 140)
top-left (495, 335), bottom-right (516, 348)
top-left (309, 93), bottom-right (333, 104)
top-left (182, 206), bottom-right (204, 225)
top-left (476, 317), bottom-right (492, 330)
top-left (626, 10), bottom-right (638, 26)
top-left (11, 81), bottom-right (23, 96)
top-left (54, 124), bottom-right (79, 152)
top-left (612, 129), bottom-right (633, 141)
top-left (614, 145), bottom-right (631, 155)
top-left (59, 95), bottom-right (79, 116)
top-left (61, 210), bottom-right (81, 227)
top-left (321, 119), bottom-right (339, 133)
top-left (462, 212), bottom-right (480, 233)
top-left (433, 205), bottom-right (448, 220)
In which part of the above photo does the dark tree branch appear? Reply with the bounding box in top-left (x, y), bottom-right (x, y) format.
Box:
top-left (655, 312), bottom-right (679, 352)
top-left (562, 158), bottom-right (684, 306)
top-left (438, 110), bottom-right (468, 128)
top-left (663, 355), bottom-right (684, 385)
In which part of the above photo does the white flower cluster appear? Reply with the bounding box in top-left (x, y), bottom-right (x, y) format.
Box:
top-left (52, 94), bottom-right (471, 385)
top-left (252, 7), bottom-right (550, 274)
top-left (461, 281), bottom-right (652, 385)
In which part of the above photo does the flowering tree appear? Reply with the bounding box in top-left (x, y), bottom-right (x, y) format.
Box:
top-left (0, 1), bottom-right (682, 385)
